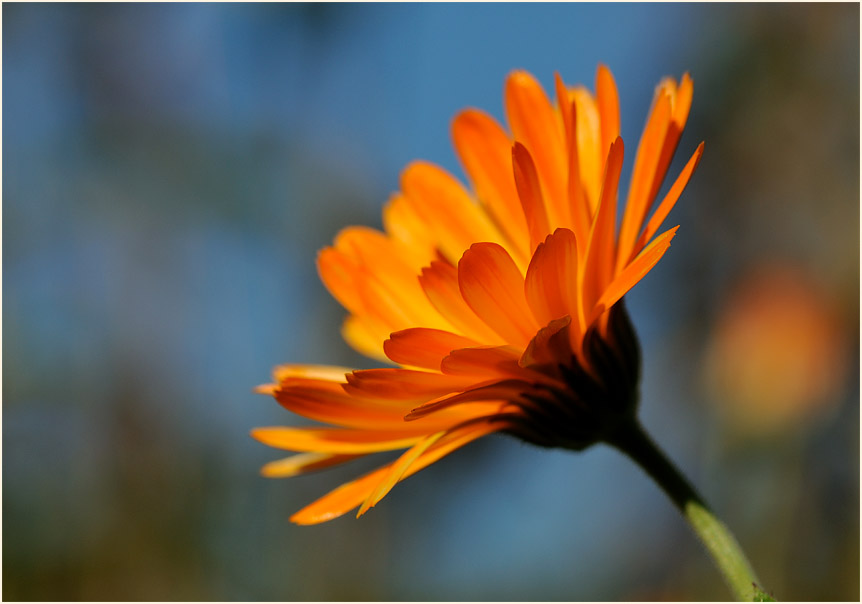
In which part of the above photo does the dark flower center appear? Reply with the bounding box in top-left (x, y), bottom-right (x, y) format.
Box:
top-left (505, 302), bottom-right (642, 451)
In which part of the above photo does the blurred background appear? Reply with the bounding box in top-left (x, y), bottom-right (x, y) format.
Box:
top-left (3, 3), bottom-right (858, 601)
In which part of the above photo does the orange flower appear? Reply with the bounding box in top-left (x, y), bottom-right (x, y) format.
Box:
top-left (253, 66), bottom-right (703, 525)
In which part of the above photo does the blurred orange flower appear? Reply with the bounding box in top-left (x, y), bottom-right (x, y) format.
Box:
top-left (704, 264), bottom-right (847, 434)
top-left (254, 66), bottom-right (703, 524)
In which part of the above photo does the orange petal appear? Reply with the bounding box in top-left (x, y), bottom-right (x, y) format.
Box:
top-left (673, 73), bottom-right (694, 127)
top-left (290, 463), bottom-right (393, 525)
top-left (561, 90), bottom-right (591, 254)
top-left (571, 87), bottom-right (603, 210)
top-left (251, 426), bottom-right (421, 454)
top-left (382, 193), bottom-right (440, 268)
top-left (271, 381), bottom-right (439, 431)
top-left (290, 419), bottom-right (507, 525)
top-left (451, 109), bottom-right (530, 261)
top-left (260, 452), bottom-right (362, 478)
top-left (524, 228), bottom-right (581, 330)
top-left (519, 316), bottom-right (574, 368)
top-left (458, 242), bottom-right (539, 347)
top-left (593, 225), bottom-right (679, 319)
top-left (405, 381), bottom-right (521, 421)
top-left (419, 261), bottom-right (504, 344)
top-left (440, 345), bottom-right (523, 378)
top-left (273, 364), bottom-right (352, 384)
top-left (342, 314), bottom-right (390, 363)
top-left (630, 142), bottom-right (703, 261)
top-left (343, 368), bottom-right (475, 401)
top-left (384, 328), bottom-right (480, 370)
top-left (357, 431), bottom-right (447, 516)
top-left (595, 65), bottom-right (621, 168)
top-left (512, 142), bottom-right (551, 252)
top-left (616, 90), bottom-right (673, 273)
top-left (643, 76), bottom-right (693, 216)
top-left (439, 345), bottom-right (559, 391)
top-left (319, 227), bottom-right (455, 350)
top-left (582, 137), bottom-right (625, 311)
top-left (504, 71), bottom-right (568, 228)
top-left (336, 227), bottom-right (453, 331)
top-left (317, 245), bottom-right (362, 314)
top-left (400, 161), bottom-right (506, 264)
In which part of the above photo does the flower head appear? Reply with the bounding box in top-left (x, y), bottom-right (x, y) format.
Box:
top-left (253, 66), bottom-right (703, 524)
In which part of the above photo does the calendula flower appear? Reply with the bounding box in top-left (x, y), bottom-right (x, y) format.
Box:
top-left (253, 65), bottom-right (703, 525)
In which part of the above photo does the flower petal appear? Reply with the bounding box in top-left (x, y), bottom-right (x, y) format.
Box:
top-left (271, 380), bottom-right (466, 432)
top-left (273, 364), bottom-right (353, 383)
top-left (554, 78), bottom-right (591, 252)
top-left (512, 142), bottom-right (552, 253)
top-left (629, 142), bottom-right (703, 261)
top-left (382, 193), bottom-right (440, 268)
top-left (251, 426), bottom-right (422, 454)
top-left (342, 314), bottom-right (390, 363)
top-left (616, 87), bottom-right (673, 272)
top-left (571, 87), bottom-right (603, 210)
top-left (405, 381), bottom-right (522, 421)
top-left (582, 137), bottom-right (625, 312)
top-left (520, 316), bottom-right (574, 368)
top-left (440, 345), bottom-right (523, 378)
top-left (458, 242), bottom-right (539, 347)
top-left (524, 228), bottom-right (582, 331)
top-left (289, 419), bottom-right (508, 525)
top-left (593, 225), bottom-right (680, 321)
top-left (317, 245), bottom-right (362, 314)
top-left (505, 70), bottom-right (568, 228)
top-left (419, 260), bottom-right (504, 344)
top-left (595, 64), bottom-right (621, 169)
top-left (451, 109), bottom-right (530, 263)
top-left (400, 161), bottom-right (507, 264)
top-left (334, 227), bottom-right (452, 331)
top-left (644, 74), bottom-right (694, 211)
top-left (384, 328), bottom-right (480, 370)
top-left (356, 431), bottom-right (447, 516)
top-left (343, 368), bottom-right (475, 401)
top-left (260, 452), bottom-right (362, 478)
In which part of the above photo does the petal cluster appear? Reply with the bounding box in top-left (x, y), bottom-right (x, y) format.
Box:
top-left (254, 66), bottom-right (702, 524)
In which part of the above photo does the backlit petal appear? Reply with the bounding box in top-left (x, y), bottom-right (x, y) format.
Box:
top-left (582, 137), bottom-right (625, 312)
top-left (251, 426), bottom-right (422, 454)
top-left (505, 71), bottom-right (568, 228)
top-left (419, 261), bottom-right (504, 343)
top-left (630, 142), bottom-right (703, 261)
top-left (260, 452), bottom-right (362, 478)
top-left (452, 109), bottom-right (530, 262)
top-left (616, 90), bottom-right (672, 272)
top-left (440, 345), bottom-right (523, 378)
top-left (290, 419), bottom-right (508, 525)
top-left (458, 242), bottom-right (539, 347)
top-left (384, 328), bottom-right (480, 370)
top-left (512, 142), bottom-right (552, 253)
top-left (594, 225), bottom-right (680, 319)
top-left (525, 228), bottom-right (581, 331)
top-left (596, 64), bottom-right (621, 165)
top-left (343, 368), bottom-right (475, 401)
top-left (342, 314), bottom-right (390, 363)
top-left (357, 431), bottom-right (447, 516)
top-left (401, 161), bottom-right (507, 264)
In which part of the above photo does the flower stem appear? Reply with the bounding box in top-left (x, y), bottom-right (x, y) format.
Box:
top-left (605, 420), bottom-right (772, 601)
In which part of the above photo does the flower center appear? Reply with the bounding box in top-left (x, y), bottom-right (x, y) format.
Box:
top-left (505, 303), bottom-right (642, 451)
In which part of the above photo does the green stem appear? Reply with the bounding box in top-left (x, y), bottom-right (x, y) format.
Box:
top-left (605, 420), bottom-right (771, 601)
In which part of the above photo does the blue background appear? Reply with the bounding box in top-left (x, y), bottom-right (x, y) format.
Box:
top-left (4, 3), bottom-right (859, 600)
